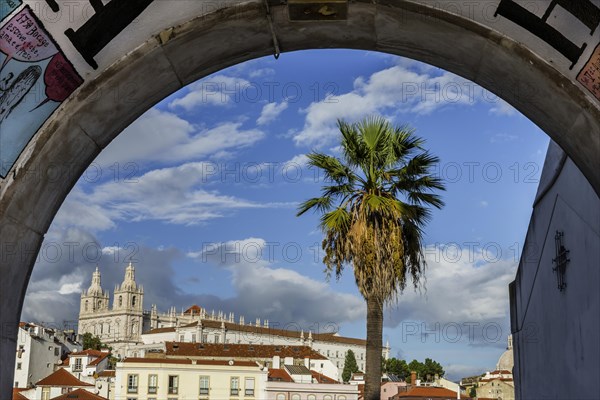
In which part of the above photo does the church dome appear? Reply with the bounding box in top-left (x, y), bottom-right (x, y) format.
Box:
top-left (496, 335), bottom-right (514, 371)
top-left (496, 348), bottom-right (514, 371)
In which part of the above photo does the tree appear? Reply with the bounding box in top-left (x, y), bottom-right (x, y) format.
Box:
top-left (82, 332), bottom-right (103, 350)
top-left (469, 385), bottom-right (477, 398)
top-left (342, 349), bottom-right (360, 382)
top-left (422, 358), bottom-right (444, 380)
top-left (297, 116), bottom-right (445, 400)
top-left (405, 358), bottom-right (445, 382)
top-left (383, 357), bottom-right (410, 380)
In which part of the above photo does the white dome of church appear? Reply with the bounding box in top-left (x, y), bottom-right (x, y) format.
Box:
top-left (496, 335), bottom-right (514, 371)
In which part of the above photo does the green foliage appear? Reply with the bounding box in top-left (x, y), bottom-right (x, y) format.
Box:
top-left (342, 349), bottom-right (360, 382)
top-left (82, 332), bottom-right (103, 350)
top-left (469, 386), bottom-right (477, 398)
top-left (382, 357), bottom-right (445, 383)
top-left (296, 116), bottom-right (445, 400)
top-left (383, 357), bottom-right (410, 380)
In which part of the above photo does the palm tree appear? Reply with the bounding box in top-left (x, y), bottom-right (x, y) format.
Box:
top-left (297, 116), bottom-right (445, 400)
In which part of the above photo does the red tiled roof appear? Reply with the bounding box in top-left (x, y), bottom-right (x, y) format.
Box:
top-left (147, 320), bottom-right (368, 346)
top-left (97, 370), bottom-right (116, 378)
top-left (166, 342), bottom-right (328, 360)
top-left (394, 387), bottom-right (468, 399)
top-left (69, 350), bottom-right (107, 357)
top-left (122, 357), bottom-right (258, 367)
top-left (12, 388), bottom-right (28, 400)
top-left (36, 369), bottom-right (93, 387)
top-left (147, 326), bottom-right (177, 334)
top-left (311, 370), bottom-right (339, 384)
top-left (88, 353), bottom-right (109, 366)
top-left (268, 369), bottom-right (293, 382)
top-left (50, 388), bottom-right (107, 400)
top-left (184, 305), bottom-right (203, 315)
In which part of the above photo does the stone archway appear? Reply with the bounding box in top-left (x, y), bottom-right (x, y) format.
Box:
top-left (1, 1), bottom-right (599, 397)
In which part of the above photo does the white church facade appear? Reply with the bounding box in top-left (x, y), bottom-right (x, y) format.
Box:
top-left (78, 264), bottom-right (390, 377)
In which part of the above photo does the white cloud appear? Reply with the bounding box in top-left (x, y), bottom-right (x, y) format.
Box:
top-left (94, 109), bottom-right (265, 167)
top-left (248, 68), bottom-right (275, 78)
top-left (188, 237), bottom-right (365, 326)
top-left (257, 101), bottom-right (288, 125)
top-left (293, 63), bottom-right (511, 148)
top-left (168, 75), bottom-right (251, 111)
top-left (54, 163), bottom-right (294, 232)
top-left (385, 245), bottom-right (516, 335)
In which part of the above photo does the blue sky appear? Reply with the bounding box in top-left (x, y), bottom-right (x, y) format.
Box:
top-left (22, 49), bottom-right (549, 381)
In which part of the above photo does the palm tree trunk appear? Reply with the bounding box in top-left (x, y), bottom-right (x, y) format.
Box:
top-left (365, 295), bottom-right (383, 400)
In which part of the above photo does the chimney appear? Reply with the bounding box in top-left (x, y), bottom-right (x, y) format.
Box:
top-left (410, 371), bottom-right (417, 386)
top-left (273, 355), bottom-right (280, 369)
top-left (304, 357), bottom-right (310, 368)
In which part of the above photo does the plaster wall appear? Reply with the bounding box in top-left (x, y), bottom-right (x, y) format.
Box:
top-left (510, 142), bottom-right (600, 399)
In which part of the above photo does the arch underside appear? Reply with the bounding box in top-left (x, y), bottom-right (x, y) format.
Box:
top-left (0, 1), bottom-right (599, 397)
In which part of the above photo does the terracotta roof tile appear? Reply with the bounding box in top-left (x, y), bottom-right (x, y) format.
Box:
top-left (36, 369), bottom-right (94, 387)
top-left (268, 369), bottom-right (293, 382)
top-left (122, 357), bottom-right (258, 367)
top-left (166, 342), bottom-right (327, 360)
top-left (12, 388), bottom-right (28, 400)
top-left (97, 370), bottom-right (116, 378)
top-left (50, 388), bottom-right (107, 400)
top-left (184, 305), bottom-right (203, 315)
top-left (394, 387), bottom-right (468, 399)
top-left (148, 320), bottom-right (367, 346)
top-left (310, 370), bottom-right (339, 384)
top-left (69, 350), bottom-right (107, 357)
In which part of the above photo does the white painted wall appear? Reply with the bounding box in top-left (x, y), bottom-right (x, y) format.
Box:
top-left (511, 142), bottom-right (600, 399)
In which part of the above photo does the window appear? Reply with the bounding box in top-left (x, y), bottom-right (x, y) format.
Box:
top-left (14, 382), bottom-right (18, 388)
top-left (119, 296), bottom-right (123, 307)
top-left (73, 358), bottom-right (82, 372)
top-left (148, 374), bottom-right (158, 394)
top-left (324, 396), bottom-right (333, 400)
top-left (54, 347), bottom-right (59, 356)
top-left (85, 300), bottom-right (88, 311)
top-left (202, 334), bottom-right (208, 343)
top-left (16, 363), bottom-right (21, 370)
top-left (168, 375), bottom-right (179, 395)
top-left (41, 388), bottom-right (50, 400)
top-left (192, 334), bottom-right (197, 343)
top-left (127, 374), bottom-right (138, 393)
top-left (307, 396), bottom-right (316, 400)
top-left (215, 334), bottom-right (220, 343)
top-left (179, 334), bottom-right (184, 342)
top-left (199, 376), bottom-right (210, 395)
top-left (339, 397), bottom-right (346, 400)
top-left (132, 296), bottom-right (137, 306)
top-left (244, 377), bottom-right (255, 396)
top-left (276, 394), bottom-right (286, 400)
top-left (291, 395), bottom-right (300, 400)
top-left (230, 376), bottom-right (239, 395)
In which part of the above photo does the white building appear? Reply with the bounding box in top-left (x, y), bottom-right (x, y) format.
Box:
top-left (78, 265), bottom-right (390, 378)
top-left (13, 322), bottom-right (81, 389)
top-left (114, 357), bottom-right (267, 400)
top-left (266, 364), bottom-right (359, 400)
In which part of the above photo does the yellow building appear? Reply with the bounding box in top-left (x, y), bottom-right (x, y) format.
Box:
top-left (114, 358), bottom-right (266, 400)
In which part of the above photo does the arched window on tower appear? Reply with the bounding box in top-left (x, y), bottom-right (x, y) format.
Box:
top-left (119, 296), bottom-right (122, 307)
top-left (132, 296), bottom-right (136, 307)
top-left (84, 300), bottom-right (88, 312)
